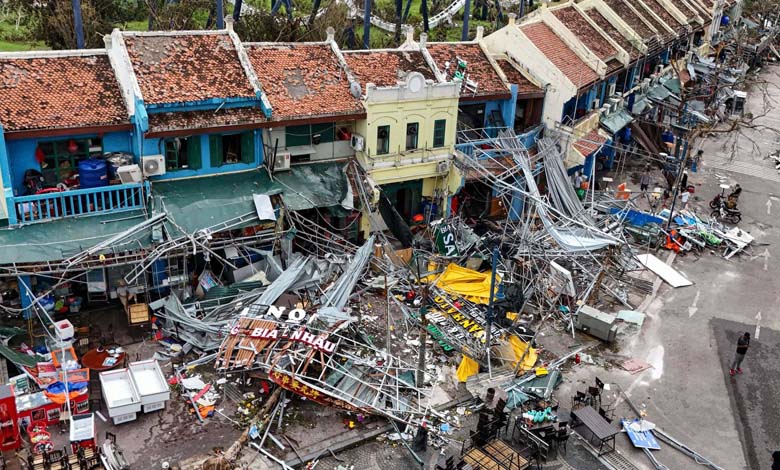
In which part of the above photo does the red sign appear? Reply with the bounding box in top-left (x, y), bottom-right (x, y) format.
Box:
top-left (268, 371), bottom-right (362, 413)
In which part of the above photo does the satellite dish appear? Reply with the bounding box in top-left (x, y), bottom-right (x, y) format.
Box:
top-left (407, 72), bottom-right (424, 93)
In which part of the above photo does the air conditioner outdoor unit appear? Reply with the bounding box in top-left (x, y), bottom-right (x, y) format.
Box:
top-left (142, 155), bottom-right (166, 177)
top-left (350, 134), bottom-right (365, 151)
top-left (274, 152), bottom-right (291, 172)
top-left (117, 164), bottom-right (143, 184)
top-left (608, 83), bottom-right (617, 97)
top-left (436, 161), bottom-right (449, 174)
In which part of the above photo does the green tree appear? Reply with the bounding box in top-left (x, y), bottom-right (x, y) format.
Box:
top-left (34, 0), bottom-right (124, 49)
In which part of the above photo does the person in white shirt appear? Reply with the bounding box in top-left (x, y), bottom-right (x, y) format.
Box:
top-left (680, 188), bottom-right (690, 209)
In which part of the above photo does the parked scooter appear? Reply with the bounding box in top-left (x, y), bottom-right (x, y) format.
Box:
top-left (711, 199), bottom-right (742, 224)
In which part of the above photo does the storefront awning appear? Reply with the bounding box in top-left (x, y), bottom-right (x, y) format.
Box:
top-left (565, 128), bottom-right (610, 169)
top-left (600, 109), bottom-right (634, 135)
top-left (153, 164), bottom-right (350, 235)
top-left (0, 210), bottom-right (152, 265)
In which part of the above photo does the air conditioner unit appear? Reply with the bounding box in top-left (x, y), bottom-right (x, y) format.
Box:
top-left (274, 152), bottom-right (291, 172)
top-left (436, 161), bottom-right (449, 174)
top-left (142, 155), bottom-right (166, 177)
top-left (350, 134), bottom-right (365, 151)
top-left (655, 64), bottom-right (664, 74)
top-left (117, 164), bottom-right (142, 184)
top-left (608, 82), bottom-right (617, 97)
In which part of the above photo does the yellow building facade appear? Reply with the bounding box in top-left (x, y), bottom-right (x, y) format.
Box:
top-left (353, 72), bottom-right (464, 238)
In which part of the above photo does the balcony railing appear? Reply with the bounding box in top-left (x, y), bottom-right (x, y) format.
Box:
top-left (10, 182), bottom-right (147, 225)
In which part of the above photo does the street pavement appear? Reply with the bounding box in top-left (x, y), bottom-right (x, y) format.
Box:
top-left (590, 65), bottom-right (780, 470)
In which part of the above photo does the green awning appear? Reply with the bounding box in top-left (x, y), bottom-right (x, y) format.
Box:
top-left (153, 164), bottom-right (349, 235)
top-left (0, 343), bottom-right (41, 368)
top-left (600, 109), bottom-right (634, 134)
top-left (0, 210), bottom-right (151, 265)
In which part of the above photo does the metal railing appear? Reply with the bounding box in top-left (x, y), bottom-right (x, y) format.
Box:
top-left (11, 182), bottom-right (147, 225)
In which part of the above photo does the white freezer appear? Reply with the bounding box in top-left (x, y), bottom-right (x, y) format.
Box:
top-left (128, 360), bottom-right (170, 411)
top-left (99, 369), bottom-right (141, 420)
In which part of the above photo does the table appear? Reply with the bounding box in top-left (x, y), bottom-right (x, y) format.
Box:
top-left (80, 348), bottom-right (126, 371)
top-left (571, 406), bottom-right (618, 455)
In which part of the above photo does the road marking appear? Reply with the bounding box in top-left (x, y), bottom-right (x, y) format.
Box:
top-left (768, 199), bottom-right (773, 215)
top-left (704, 157), bottom-right (780, 184)
top-left (688, 290), bottom-right (700, 317)
top-left (755, 312), bottom-right (762, 340)
top-left (760, 248), bottom-right (771, 271)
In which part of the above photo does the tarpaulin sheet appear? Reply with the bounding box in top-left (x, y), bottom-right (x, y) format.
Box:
top-left (154, 164), bottom-right (349, 235)
top-left (0, 210), bottom-right (151, 264)
top-left (609, 208), bottom-right (664, 227)
top-left (456, 355), bottom-right (480, 382)
top-left (507, 335), bottom-right (537, 373)
top-left (425, 263), bottom-right (499, 304)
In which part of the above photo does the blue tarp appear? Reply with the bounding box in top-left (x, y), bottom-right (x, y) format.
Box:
top-left (609, 208), bottom-right (664, 227)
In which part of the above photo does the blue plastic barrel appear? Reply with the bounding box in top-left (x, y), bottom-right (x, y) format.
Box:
top-left (78, 159), bottom-right (108, 189)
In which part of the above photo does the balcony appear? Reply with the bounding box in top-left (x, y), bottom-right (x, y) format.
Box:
top-left (10, 182), bottom-right (148, 225)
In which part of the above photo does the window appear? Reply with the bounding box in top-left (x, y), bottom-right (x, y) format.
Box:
top-left (405, 123), bottom-right (419, 150)
top-left (433, 120), bottom-right (446, 148)
top-left (164, 136), bottom-right (201, 171)
top-left (376, 126), bottom-right (390, 155)
top-left (285, 124), bottom-right (335, 147)
top-left (38, 138), bottom-right (102, 184)
top-left (209, 131), bottom-right (255, 167)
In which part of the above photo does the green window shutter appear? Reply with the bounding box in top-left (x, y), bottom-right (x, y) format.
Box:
top-left (285, 125), bottom-right (311, 147)
top-left (209, 135), bottom-right (223, 168)
top-left (311, 123), bottom-right (334, 143)
top-left (433, 119), bottom-right (446, 147)
top-left (187, 136), bottom-right (202, 170)
top-left (241, 131), bottom-right (255, 164)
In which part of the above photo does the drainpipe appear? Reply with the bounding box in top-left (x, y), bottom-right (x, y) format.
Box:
top-left (72, 0), bottom-right (85, 48)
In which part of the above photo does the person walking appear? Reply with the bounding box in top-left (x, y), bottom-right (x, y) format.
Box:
top-left (729, 332), bottom-right (750, 376)
top-left (640, 169), bottom-right (651, 193)
top-left (680, 188), bottom-right (690, 210)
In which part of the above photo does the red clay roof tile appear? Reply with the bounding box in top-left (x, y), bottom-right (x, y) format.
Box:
top-left (147, 107), bottom-right (267, 135)
top-left (426, 43), bottom-right (510, 99)
top-left (586, 9), bottom-right (641, 60)
top-left (632, 0), bottom-right (678, 40)
top-left (604, 0), bottom-right (655, 40)
top-left (573, 128), bottom-right (608, 155)
top-left (245, 43), bottom-right (363, 122)
top-left (343, 50), bottom-right (435, 88)
top-left (0, 54), bottom-right (128, 132)
top-left (521, 22), bottom-right (599, 88)
top-left (643, 0), bottom-right (685, 33)
top-left (494, 59), bottom-right (544, 97)
top-left (552, 6), bottom-right (617, 61)
top-left (124, 33), bottom-right (255, 105)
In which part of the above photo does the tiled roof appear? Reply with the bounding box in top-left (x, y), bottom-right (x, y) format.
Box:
top-left (606, 59), bottom-right (623, 75)
top-left (521, 22), bottom-right (598, 88)
top-left (123, 33), bottom-right (255, 105)
top-left (573, 128), bottom-right (608, 156)
top-left (674, 0), bottom-right (700, 22)
top-left (494, 59), bottom-right (544, 97)
top-left (0, 54), bottom-right (128, 132)
top-left (687, 0), bottom-right (711, 18)
top-left (632, 0), bottom-right (677, 40)
top-left (426, 43), bottom-right (510, 99)
top-left (643, 0), bottom-right (685, 33)
top-left (604, 0), bottom-right (655, 40)
top-left (552, 6), bottom-right (617, 61)
top-left (343, 50), bottom-right (436, 88)
top-left (245, 43), bottom-right (364, 122)
top-left (147, 106), bottom-right (266, 135)
top-left (586, 9), bottom-right (640, 60)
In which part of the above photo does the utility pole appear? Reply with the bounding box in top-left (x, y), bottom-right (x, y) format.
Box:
top-left (71, 0), bottom-right (85, 49)
top-left (665, 121), bottom-right (691, 230)
top-left (216, 0), bottom-right (224, 29)
top-left (485, 245), bottom-right (499, 379)
top-left (416, 260), bottom-right (428, 388)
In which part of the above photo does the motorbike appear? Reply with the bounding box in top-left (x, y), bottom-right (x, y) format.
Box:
top-left (709, 193), bottom-right (724, 209)
top-left (711, 199), bottom-right (742, 224)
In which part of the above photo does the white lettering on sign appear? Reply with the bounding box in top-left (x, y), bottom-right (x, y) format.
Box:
top-left (266, 305), bottom-right (309, 323)
top-left (232, 325), bottom-right (337, 353)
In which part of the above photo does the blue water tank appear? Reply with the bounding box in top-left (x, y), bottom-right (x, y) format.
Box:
top-left (721, 15), bottom-right (729, 26)
top-left (78, 159), bottom-right (108, 189)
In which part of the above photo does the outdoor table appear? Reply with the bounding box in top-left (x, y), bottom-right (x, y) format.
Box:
top-left (571, 406), bottom-right (618, 455)
top-left (81, 348), bottom-right (126, 371)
